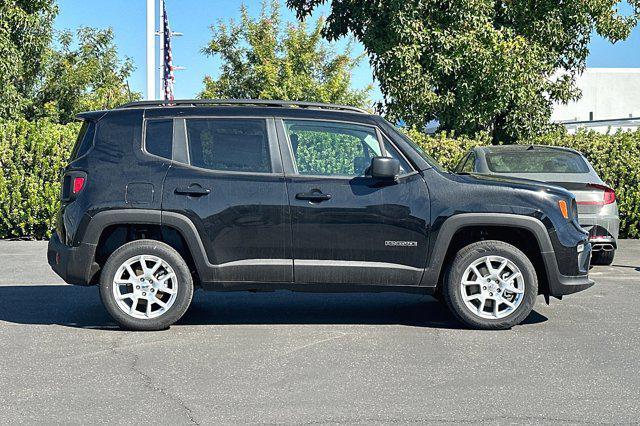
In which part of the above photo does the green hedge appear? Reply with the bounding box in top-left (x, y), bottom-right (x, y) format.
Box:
top-left (0, 119), bottom-right (78, 239)
top-left (0, 119), bottom-right (638, 240)
top-left (408, 128), bottom-right (640, 239)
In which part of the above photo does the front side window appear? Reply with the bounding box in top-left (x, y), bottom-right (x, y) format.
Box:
top-left (284, 120), bottom-right (408, 177)
top-left (186, 118), bottom-right (271, 173)
top-left (145, 119), bottom-right (173, 159)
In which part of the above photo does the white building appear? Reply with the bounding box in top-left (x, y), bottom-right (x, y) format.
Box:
top-left (552, 68), bottom-right (640, 133)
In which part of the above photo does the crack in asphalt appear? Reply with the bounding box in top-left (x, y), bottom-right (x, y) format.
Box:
top-left (299, 415), bottom-right (609, 424)
top-left (110, 335), bottom-right (199, 425)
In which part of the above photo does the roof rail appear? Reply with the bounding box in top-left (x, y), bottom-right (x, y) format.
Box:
top-left (116, 99), bottom-right (369, 114)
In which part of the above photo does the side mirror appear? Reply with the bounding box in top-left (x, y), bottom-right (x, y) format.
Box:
top-left (369, 156), bottom-right (400, 179)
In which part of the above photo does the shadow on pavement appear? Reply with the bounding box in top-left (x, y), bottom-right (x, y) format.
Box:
top-left (0, 285), bottom-right (547, 330)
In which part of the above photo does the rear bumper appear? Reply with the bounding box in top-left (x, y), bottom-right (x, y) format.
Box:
top-left (543, 242), bottom-right (594, 297)
top-left (580, 213), bottom-right (619, 242)
top-left (47, 233), bottom-right (97, 286)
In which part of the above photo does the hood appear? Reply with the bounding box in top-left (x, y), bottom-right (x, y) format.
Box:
top-left (454, 172), bottom-right (575, 199)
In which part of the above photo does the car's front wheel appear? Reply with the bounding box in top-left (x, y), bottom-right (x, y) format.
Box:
top-left (443, 240), bottom-right (538, 330)
top-left (99, 240), bottom-right (194, 331)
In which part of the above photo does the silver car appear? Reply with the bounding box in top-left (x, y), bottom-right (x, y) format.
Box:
top-left (455, 145), bottom-right (619, 265)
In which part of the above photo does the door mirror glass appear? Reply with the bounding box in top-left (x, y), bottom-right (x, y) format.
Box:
top-left (370, 157), bottom-right (400, 179)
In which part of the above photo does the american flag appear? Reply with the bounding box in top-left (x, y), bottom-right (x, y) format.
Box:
top-left (162, 2), bottom-right (174, 101)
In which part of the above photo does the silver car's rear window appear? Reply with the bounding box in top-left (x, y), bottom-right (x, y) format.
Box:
top-left (485, 150), bottom-right (589, 173)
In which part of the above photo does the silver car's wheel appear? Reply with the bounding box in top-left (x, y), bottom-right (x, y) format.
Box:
top-left (459, 255), bottom-right (525, 320)
top-left (112, 254), bottom-right (178, 319)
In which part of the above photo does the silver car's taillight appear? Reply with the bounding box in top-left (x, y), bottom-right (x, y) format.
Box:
top-left (577, 184), bottom-right (615, 206)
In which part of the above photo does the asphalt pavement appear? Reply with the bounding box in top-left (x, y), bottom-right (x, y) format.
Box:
top-left (0, 240), bottom-right (639, 424)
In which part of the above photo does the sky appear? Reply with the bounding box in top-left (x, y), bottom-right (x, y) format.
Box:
top-left (54, 0), bottom-right (640, 102)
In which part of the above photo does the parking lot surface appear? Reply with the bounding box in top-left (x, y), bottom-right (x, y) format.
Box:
top-left (0, 240), bottom-right (639, 424)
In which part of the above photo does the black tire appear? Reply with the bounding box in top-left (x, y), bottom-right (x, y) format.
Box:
top-left (592, 249), bottom-right (615, 266)
top-left (99, 240), bottom-right (194, 331)
top-left (442, 240), bottom-right (538, 330)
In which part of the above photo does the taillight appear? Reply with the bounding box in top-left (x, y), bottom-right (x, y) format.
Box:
top-left (72, 176), bottom-right (85, 194)
top-left (577, 184), bottom-right (615, 206)
top-left (61, 171), bottom-right (87, 201)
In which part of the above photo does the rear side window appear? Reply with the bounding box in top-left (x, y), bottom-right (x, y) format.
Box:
top-left (69, 121), bottom-right (95, 160)
top-left (185, 118), bottom-right (271, 173)
top-left (145, 119), bottom-right (173, 159)
top-left (486, 150), bottom-right (589, 173)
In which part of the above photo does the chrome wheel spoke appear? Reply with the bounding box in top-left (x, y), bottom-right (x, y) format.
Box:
top-left (485, 258), bottom-right (495, 275)
top-left (154, 297), bottom-right (168, 309)
top-left (464, 293), bottom-right (481, 302)
top-left (117, 292), bottom-right (135, 301)
top-left (125, 264), bottom-right (139, 280)
top-left (130, 297), bottom-right (139, 314)
top-left (478, 298), bottom-right (486, 315)
top-left (471, 265), bottom-right (482, 280)
top-left (496, 259), bottom-right (508, 275)
top-left (501, 297), bottom-right (516, 309)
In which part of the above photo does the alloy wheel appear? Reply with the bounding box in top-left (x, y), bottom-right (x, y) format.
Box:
top-left (460, 255), bottom-right (525, 320)
top-left (112, 255), bottom-right (178, 319)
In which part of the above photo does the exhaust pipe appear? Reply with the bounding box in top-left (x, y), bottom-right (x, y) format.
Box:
top-left (592, 243), bottom-right (615, 252)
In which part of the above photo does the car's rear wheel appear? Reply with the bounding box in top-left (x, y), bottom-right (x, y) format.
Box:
top-left (100, 240), bottom-right (194, 331)
top-left (443, 240), bottom-right (538, 330)
top-left (592, 249), bottom-right (615, 266)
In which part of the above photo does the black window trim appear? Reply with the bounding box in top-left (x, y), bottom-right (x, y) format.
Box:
top-left (276, 117), bottom-right (416, 180)
top-left (170, 116), bottom-right (283, 177)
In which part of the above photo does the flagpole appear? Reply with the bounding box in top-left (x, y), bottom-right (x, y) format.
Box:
top-left (159, 0), bottom-right (165, 101)
top-left (146, 0), bottom-right (155, 100)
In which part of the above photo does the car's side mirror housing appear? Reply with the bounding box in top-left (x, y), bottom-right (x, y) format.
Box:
top-left (369, 157), bottom-right (400, 179)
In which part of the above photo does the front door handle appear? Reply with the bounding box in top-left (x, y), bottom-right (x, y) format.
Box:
top-left (295, 191), bottom-right (332, 202)
top-left (175, 186), bottom-right (211, 197)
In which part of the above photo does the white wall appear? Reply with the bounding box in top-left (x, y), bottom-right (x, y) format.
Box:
top-left (552, 68), bottom-right (640, 124)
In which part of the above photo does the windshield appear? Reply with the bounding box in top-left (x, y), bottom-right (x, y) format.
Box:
top-left (485, 150), bottom-right (589, 174)
top-left (380, 119), bottom-right (444, 171)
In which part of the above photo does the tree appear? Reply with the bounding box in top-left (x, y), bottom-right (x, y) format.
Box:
top-left (31, 27), bottom-right (140, 124)
top-left (200, 0), bottom-right (371, 108)
top-left (0, 0), bottom-right (57, 120)
top-left (288, 0), bottom-right (640, 141)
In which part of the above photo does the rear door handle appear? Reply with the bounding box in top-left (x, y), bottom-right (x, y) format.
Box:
top-left (295, 191), bottom-right (332, 202)
top-left (175, 186), bottom-right (211, 197)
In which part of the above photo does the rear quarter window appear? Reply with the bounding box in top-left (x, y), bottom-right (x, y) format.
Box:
top-left (144, 119), bottom-right (173, 159)
top-left (69, 121), bottom-right (95, 161)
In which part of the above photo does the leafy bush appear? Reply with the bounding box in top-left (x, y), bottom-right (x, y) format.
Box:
top-left (0, 119), bottom-right (78, 239)
top-left (408, 127), bottom-right (640, 239)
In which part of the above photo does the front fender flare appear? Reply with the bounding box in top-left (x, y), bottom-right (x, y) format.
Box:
top-left (420, 213), bottom-right (556, 287)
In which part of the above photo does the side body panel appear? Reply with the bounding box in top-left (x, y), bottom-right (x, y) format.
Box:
top-left (275, 118), bottom-right (431, 286)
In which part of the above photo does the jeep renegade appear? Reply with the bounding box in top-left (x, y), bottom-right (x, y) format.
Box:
top-left (48, 99), bottom-right (594, 330)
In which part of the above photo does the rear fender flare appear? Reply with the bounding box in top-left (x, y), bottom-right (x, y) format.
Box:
top-left (83, 209), bottom-right (211, 281)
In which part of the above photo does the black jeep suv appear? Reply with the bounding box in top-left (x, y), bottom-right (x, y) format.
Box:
top-left (48, 99), bottom-right (593, 331)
